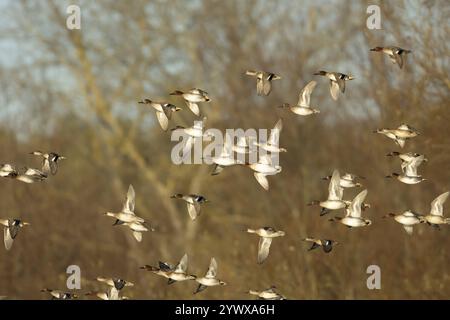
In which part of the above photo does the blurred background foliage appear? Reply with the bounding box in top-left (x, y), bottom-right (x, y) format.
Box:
top-left (0, 0), bottom-right (449, 299)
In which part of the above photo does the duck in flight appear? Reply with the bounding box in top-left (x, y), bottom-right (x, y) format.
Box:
top-left (424, 191), bottom-right (450, 229)
top-left (308, 169), bottom-right (346, 216)
top-left (194, 257), bottom-right (226, 294)
top-left (383, 210), bottom-right (425, 235)
top-left (313, 71), bottom-right (354, 101)
top-left (302, 238), bottom-right (339, 253)
top-left (374, 124), bottom-right (420, 148)
top-left (41, 289), bottom-right (78, 300)
top-left (370, 46), bottom-right (411, 69)
top-left (322, 172), bottom-right (364, 188)
top-left (171, 194), bottom-right (209, 221)
top-left (243, 154), bottom-right (282, 191)
top-left (104, 184), bottom-right (152, 242)
top-left (253, 119), bottom-right (286, 153)
top-left (0, 218), bottom-right (30, 250)
top-left (245, 70), bottom-right (281, 96)
top-left (386, 154), bottom-right (426, 185)
top-left (138, 99), bottom-right (181, 131)
top-left (246, 227), bottom-right (285, 264)
top-left (247, 286), bottom-right (285, 300)
top-left (30, 151), bottom-right (66, 175)
top-left (141, 253), bottom-right (197, 284)
top-left (329, 189), bottom-right (372, 228)
top-left (278, 80), bottom-right (320, 116)
top-left (169, 89), bottom-right (210, 116)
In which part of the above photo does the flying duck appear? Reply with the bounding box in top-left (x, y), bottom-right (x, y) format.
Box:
top-left (246, 227), bottom-right (285, 264)
top-left (194, 258), bottom-right (226, 294)
top-left (245, 70), bottom-right (281, 96)
top-left (254, 119), bottom-right (286, 153)
top-left (171, 117), bottom-right (208, 159)
top-left (329, 189), bottom-right (372, 228)
top-left (0, 164), bottom-right (16, 177)
top-left (424, 191), bottom-right (450, 228)
top-left (313, 71), bottom-right (354, 100)
top-left (302, 238), bottom-right (339, 253)
top-left (0, 218), bottom-right (30, 250)
top-left (247, 286), bottom-right (285, 300)
top-left (386, 154), bottom-right (426, 184)
top-left (386, 151), bottom-right (428, 163)
top-left (85, 290), bottom-right (128, 300)
top-left (278, 80), bottom-right (320, 115)
top-left (169, 89), bottom-right (210, 116)
top-left (171, 194), bottom-right (208, 221)
top-left (322, 172), bottom-right (364, 188)
top-left (243, 154), bottom-right (282, 191)
top-left (41, 289), bottom-right (78, 300)
top-left (141, 254), bottom-right (196, 284)
top-left (208, 134), bottom-right (239, 176)
top-left (374, 124), bottom-right (420, 148)
top-left (370, 46), bottom-right (412, 69)
top-left (104, 184), bottom-right (151, 242)
top-left (9, 167), bottom-right (48, 184)
top-left (96, 277), bottom-right (134, 299)
top-left (383, 210), bottom-right (425, 235)
top-left (138, 99), bottom-right (181, 131)
top-left (30, 151), bottom-right (66, 175)
top-left (308, 169), bottom-right (346, 216)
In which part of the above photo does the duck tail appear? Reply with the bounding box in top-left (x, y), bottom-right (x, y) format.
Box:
top-left (170, 194), bottom-right (183, 199)
top-left (386, 151), bottom-right (400, 157)
top-left (138, 98), bottom-right (152, 104)
top-left (169, 90), bottom-right (184, 96)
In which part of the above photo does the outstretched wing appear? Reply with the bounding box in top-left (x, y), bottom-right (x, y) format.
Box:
top-left (262, 77), bottom-right (272, 96)
top-left (350, 189), bottom-right (368, 218)
top-left (254, 172), bottom-right (269, 191)
top-left (257, 237), bottom-right (273, 264)
top-left (392, 53), bottom-right (404, 69)
top-left (175, 254), bottom-right (188, 273)
top-left (268, 119), bottom-right (282, 146)
top-left (430, 191), bottom-right (450, 216)
top-left (156, 111), bottom-right (169, 131)
top-left (297, 81), bottom-right (317, 107)
top-left (328, 169), bottom-right (343, 200)
top-left (186, 202), bottom-right (200, 220)
top-left (205, 257), bottom-right (218, 279)
top-left (123, 185), bottom-right (135, 213)
top-left (330, 80), bottom-right (340, 101)
top-left (186, 101), bottom-right (200, 116)
top-left (4, 227), bottom-right (13, 251)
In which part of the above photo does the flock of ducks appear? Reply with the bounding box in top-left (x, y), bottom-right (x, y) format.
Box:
top-left (1, 45), bottom-right (448, 300)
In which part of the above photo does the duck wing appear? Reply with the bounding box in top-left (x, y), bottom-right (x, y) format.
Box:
top-left (257, 237), bottom-right (273, 264)
top-left (349, 189), bottom-right (368, 218)
top-left (403, 225), bottom-right (413, 235)
top-left (4, 227), bottom-right (14, 250)
top-left (268, 119), bottom-right (282, 147)
top-left (297, 81), bottom-right (317, 107)
top-left (256, 77), bottom-right (264, 95)
top-left (175, 254), bottom-right (188, 273)
top-left (395, 138), bottom-right (406, 148)
top-left (328, 169), bottom-right (343, 200)
top-left (254, 172), bottom-right (269, 191)
top-left (329, 80), bottom-right (340, 101)
top-left (132, 231), bottom-right (142, 242)
top-left (156, 111), bottom-right (169, 131)
top-left (194, 284), bottom-right (208, 294)
top-left (186, 101), bottom-right (200, 116)
top-left (392, 53), bottom-right (404, 69)
top-left (123, 184), bottom-right (135, 213)
top-left (262, 77), bottom-right (272, 96)
top-left (186, 202), bottom-right (200, 220)
top-left (430, 191), bottom-right (450, 216)
top-left (205, 257), bottom-right (218, 279)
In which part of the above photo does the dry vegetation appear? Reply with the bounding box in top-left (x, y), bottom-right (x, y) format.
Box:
top-left (0, 0), bottom-right (449, 299)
